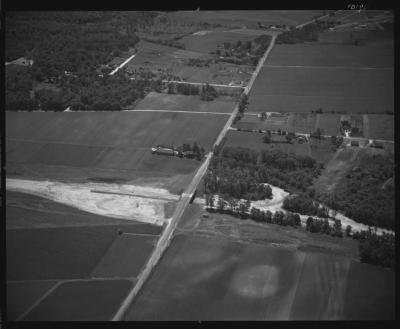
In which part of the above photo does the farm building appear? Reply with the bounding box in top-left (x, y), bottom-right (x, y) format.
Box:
top-left (151, 145), bottom-right (175, 156)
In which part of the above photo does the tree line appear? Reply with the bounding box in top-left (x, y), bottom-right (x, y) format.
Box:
top-left (205, 194), bottom-right (301, 227)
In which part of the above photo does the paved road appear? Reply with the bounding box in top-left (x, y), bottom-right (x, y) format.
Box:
top-left (112, 34), bottom-right (279, 322)
top-left (112, 152), bottom-right (212, 321)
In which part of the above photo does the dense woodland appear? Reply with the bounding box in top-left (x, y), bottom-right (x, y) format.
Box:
top-left (5, 12), bottom-right (163, 112)
top-left (353, 229), bottom-right (395, 269)
top-left (205, 146), bottom-right (322, 201)
top-left (319, 153), bottom-right (395, 230)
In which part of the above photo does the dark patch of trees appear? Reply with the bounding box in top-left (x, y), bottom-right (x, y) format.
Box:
top-left (352, 229), bottom-right (395, 270)
top-left (318, 154), bottom-right (394, 230)
top-left (305, 216), bottom-right (343, 237)
top-left (200, 83), bottom-right (218, 101)
top-left (205, 194), bottom-right (301, 228)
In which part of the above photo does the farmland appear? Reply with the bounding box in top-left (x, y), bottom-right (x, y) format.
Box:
top-left (247, 66), bottom-right (393, 113)
top-left (91, 234), bottom-right (158, 278)
top-left (6, 111), bottom-right (228, 192)
top-left (21, 279), bottom-right (133, 321)
top-left (7, 280), bottom-right (58, 321)
top-left (132, 92), bottom-right (236, 113)
top-left (125, 39), bottom-right (253, 85)
top-left (266, 44), bottom-right (393, 67)
top-left (179, 31), bottom-right (255, 54)
top-left (6, 223), bottom-right (161, 281)
top-left (125, 233), bottom-right (394, 320)
top-left (166, 11), bottom-right (324, 28)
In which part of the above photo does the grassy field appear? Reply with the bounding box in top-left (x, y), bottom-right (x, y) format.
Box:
top-left (224, 130), bottom-right (311, 157)
top-left (21, 279), bottom-right (133, 321)
top-left (6, 111), bottom-right (228, 190)
top-left (6, 224), bottom-right (160, 281)
top-left (125, 40), bottom-right (253, 84)
top-left (7, 280), bottom-right (58, 321)
top-left (248, 66), bottom-right (393, 113)
top-left (134, 92), bottom-right (236, 113)
top-left (125, 232), bottom-right (394, 320)
top-left (266, 44), bottom-right (393, 68)
top-left (91, 233), bottom-right (157, 278)
top-left (179, 31), bottom-right (255, 54)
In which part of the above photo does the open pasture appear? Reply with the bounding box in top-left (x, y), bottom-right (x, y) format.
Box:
top-left (21, 279), bottom-right (133, 321)
top-left (248, 66), bottom-right (393, 113)
top-left (125, 233), bottom-right (394, 320)
top-left (266, 44), bottom-right (393, 68)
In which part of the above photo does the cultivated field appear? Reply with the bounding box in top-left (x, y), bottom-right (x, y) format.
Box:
top-left (7, 280), bottom-right (58, 321)
top-left (6, 111), bottom-right (228, 192)
top-left (166, 11), bottom-right (324, 29)
top-left (91, 233), bottom-right (158, 278)
top-left (7, 223), bottom-right (160, 281)
top-left (21, 279), bottom-right (133, 321)
top-left (247, 66), bottom-right (393, 113)
top-left (266, 44), bottom-right (393, 68)
top-left (125, 233), bottom-right (394, 320)
top-left (133, 92), bottom-right (236, 113)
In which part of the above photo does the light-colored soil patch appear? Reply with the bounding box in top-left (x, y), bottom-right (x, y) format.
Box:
top-left (7, 178), bottom-right (179, 226)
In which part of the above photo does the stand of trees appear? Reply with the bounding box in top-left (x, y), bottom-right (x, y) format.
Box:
top-left (200, 83), bottom-right (218, 101)
top-left (352, 229), bottom-right (395, 270)
top-left (318, 154), bottom-right (394, 230)
top-left (205, 194), bottom-right (301, 227)
top-left (5, 12), bottom-right (167, 112)
top-left (305, 216), bottom-right (343, 237)
top-left (205, 146), bottom-right (322, 201)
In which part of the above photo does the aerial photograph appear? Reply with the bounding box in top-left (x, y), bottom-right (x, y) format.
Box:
top-left (4, 9), bottom-right (395, 322)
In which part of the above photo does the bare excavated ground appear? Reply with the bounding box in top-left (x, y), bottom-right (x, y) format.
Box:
top-left (7, 178), bottom-right (179, 226)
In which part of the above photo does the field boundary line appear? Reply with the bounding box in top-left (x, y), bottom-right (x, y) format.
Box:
top-left (16, 281), bottom-right (62, 321)
top-left (123, 109), bottom-right (231, 115)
